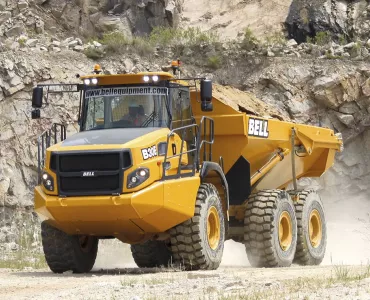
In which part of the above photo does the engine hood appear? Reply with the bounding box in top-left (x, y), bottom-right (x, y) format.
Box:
top-left (61, 128), bottom-right (162, 147)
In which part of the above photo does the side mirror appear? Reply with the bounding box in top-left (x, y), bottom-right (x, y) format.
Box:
top-left (32, 87), bottom-right (43, 108)
top-left (200, 79), bottom-right (213, 112)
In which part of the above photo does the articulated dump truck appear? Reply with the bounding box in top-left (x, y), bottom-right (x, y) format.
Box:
top-left (30, 63), bottom-right (343, 273)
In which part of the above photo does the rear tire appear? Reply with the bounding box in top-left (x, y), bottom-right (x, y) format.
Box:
top-left (244, 190), bottom-right (297, 268)
top-left (41, 222), bottom-right (98, 273)
top-left (130, 240), bottom-right (173, 268)
top-left (290, 189), bottom-right (327, 265)
top-left (170, 183), bottom-right (225, 270)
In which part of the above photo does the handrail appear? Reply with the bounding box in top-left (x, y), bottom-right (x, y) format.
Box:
top-left (197, 116), bottom-right (215, 165)
top-left (162, 116), bottom-right (216, 179)
top-left (37, 123), bottom-right (66, 184)
top-left (162, 123), bottom-right (200, 179)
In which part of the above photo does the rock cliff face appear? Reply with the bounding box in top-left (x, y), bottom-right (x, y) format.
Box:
top-left (286, 0), bottom-right (370, 43)
top-left (47, 0), bottom-right (183, 37)
top-left (181, 0), bottom-right (292, 39)
top-left (0, 0), bottom-right (182, 40)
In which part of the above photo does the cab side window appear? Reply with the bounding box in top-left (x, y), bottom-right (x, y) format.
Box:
top-left (85, 97), bottom-right (104, 130)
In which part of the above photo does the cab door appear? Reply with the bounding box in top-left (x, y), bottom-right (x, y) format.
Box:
top-left (169, 86), bottom-right (197, 172)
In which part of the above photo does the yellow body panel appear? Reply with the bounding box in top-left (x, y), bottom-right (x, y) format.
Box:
top-left (35, 175), bottom-right (200, 243)
top-left (131, 176), bottom-right (200, 232)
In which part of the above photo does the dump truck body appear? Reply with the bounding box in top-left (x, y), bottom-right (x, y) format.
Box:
top-left (191, 90), bottom-right (341, 206)
top-left (31, 64), bottom-right (343, 273)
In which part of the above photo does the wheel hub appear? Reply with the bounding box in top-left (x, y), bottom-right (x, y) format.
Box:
top-left (207, 206), bottom-right (221, 250)
top-left (309, 209), bottom-right (322, 248)
top-left (278, 211), bottom-right (293, 251)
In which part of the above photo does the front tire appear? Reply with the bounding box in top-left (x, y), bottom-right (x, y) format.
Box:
top-left (291, 189), bottom-right (327, 265)
top-left (170, 183), bottom-right (225, 270)
top-left (41, 222), bottom-right (98, 273)
top-left (244, 190), bottom-right (297, 268)
top-left (130, 240), bottom-right (173, 268)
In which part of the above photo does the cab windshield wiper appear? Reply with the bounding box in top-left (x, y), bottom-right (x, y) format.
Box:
top-left (141, 111), bottom-right (158, 127)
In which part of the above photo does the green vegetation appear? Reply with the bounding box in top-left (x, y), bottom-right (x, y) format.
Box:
top-left (241, 27), bottom-right (259, 51)
top-left (89, 26), bottom-right (220, 60)
top-left (18, 37), bottom-right (27, 47)
top-left (99, 31), bottom-right (130, 53)
top-left (207, 55), bottom-right (222, 69)
top-left (339, 34), bottom-right (347, 45)
top-left (0, 217), bottom-right (47, 270)
top-left (149, 26), bottom-right (219, 48)
top-left (332, 264), bottom-right (370, 282)
top-left (325, 52), bottom-right (342, 59)
top-left (300, 8), bottom-right (309, 25)
top-left (0, 252), bottom-right (47, 269)
top-left (83, 25), bottom-right (360, 63)
top-left (264, 31), bottom-right (286, 47)
top-left (84, 47), bottom-right (105, 60)
top-left (307, 31), bottom-right (332, 45)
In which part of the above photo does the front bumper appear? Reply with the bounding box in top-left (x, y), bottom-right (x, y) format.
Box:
top-left (34, 177), bottom-right (200, 243)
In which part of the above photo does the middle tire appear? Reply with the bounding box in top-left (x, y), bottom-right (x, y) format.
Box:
top-left (244, 189), bottom-right (297, 268)
top-left (130, 240), bottom-right (173, 268)
top-left (170, 183), bottom-right (225, 270)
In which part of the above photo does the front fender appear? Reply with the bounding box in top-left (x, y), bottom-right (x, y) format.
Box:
top-left (200, 161), bottom-right (229, 210)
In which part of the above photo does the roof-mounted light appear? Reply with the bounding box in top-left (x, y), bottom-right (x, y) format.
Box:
top-left (94, 64), bottom-right (102, 74)
top-left (152, 75), bottom-right (159, 82)
top-left (84, 79), bottom-right (90, 85)
top-left (143, 75), bottom-right (150, 82)
top-left (91, 78), bottom-right (98, 85)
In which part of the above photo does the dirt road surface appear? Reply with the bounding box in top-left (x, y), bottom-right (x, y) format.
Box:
top-left (1, 264), bottom-right (370, 300)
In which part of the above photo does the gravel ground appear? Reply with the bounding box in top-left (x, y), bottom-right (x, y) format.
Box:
top-left (0, 264), bottom-right (370, 300)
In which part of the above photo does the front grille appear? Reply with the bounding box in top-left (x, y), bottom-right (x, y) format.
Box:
top-left (53, 150), bottom-right (131, 196)
top-left (59, 153), bottom-right (120, 172)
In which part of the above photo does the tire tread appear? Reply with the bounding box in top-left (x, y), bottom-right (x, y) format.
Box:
top-left (41, 222), bottom-right (98, 273)
top-left (169, 183), bottom-right (224, 270)
top-left (244, 189), bottom-right (296, 268)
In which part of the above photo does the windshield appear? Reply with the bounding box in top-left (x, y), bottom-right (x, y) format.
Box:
top-left (82, 86), bottom-right (169, 131)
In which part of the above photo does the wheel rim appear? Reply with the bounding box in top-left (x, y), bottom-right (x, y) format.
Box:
top-left (278, 211), bottom-right (293, 251)
top-left (309, 209), bottom-right (322, 248)
top-left (79, 235), bottom-right (94, 253)
top-left (207, 206), bottom-right (220, 250)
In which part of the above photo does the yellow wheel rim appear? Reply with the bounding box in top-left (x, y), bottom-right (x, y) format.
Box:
top-left (309, 209), bottom-right (322, 248)
top-left (279, 211), bottom-right (293, 251)
top-left (207, 206), bottom-right (221, 250)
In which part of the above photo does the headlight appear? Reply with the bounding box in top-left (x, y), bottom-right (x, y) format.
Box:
top-left (143, 75), bottom-right (150, 82)
top-left (42, 172), bottom-right (54, 191)
top-left (127, 167), bottom-right (150, 189)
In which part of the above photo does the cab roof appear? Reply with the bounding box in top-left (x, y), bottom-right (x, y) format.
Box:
top-left (80, 71), bottom-right (189, 86)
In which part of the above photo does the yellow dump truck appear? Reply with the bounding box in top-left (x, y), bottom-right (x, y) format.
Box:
top-left (31, 63), bottom-right (343, 273)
